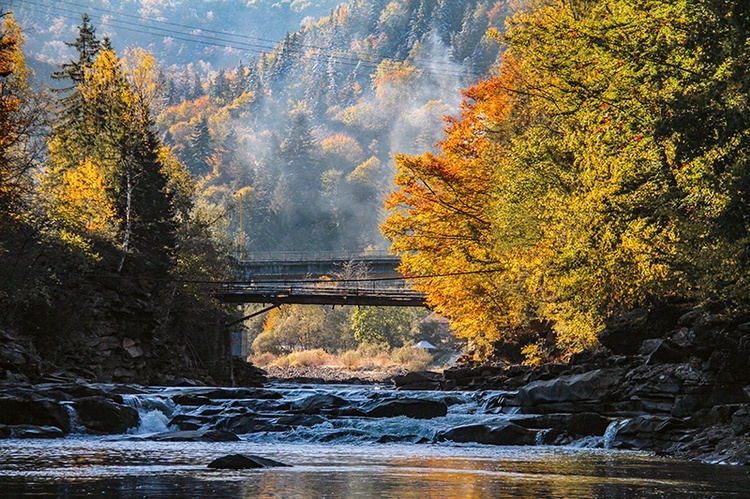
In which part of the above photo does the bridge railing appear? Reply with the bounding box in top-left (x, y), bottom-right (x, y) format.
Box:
top-left (232, 250), bottom-right (397, 262)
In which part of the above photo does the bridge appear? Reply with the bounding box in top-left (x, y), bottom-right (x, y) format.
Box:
top-left (213, 251), bottom-right (426, 308)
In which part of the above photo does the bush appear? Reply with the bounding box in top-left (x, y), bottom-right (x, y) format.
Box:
top-left (391, 346), bottom-right (433, 371)
top-left (339, 349), bottom-right (361, 369)
top-left (286, 349), bottom-right (332, 367)
top-left (521, 342), bottom-right (545, 367)
top-left (250, 352), bottom-right (277, 367)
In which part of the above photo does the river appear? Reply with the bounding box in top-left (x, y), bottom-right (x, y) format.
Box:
top-left (1, 383), bottom-right (749, 498)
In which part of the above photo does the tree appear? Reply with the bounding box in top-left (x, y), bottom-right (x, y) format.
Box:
top-left (43, 44), bottom-right (177, 275)
top-left (52, 13), bottom-right (100, 86)
top-left (0, 12), bottom-right (35, 222)
top-left (384, 0), bottom-right (750, 358)
top-left (351, 306), bottom-right (418, 348)
top-left (186, 116), bottom-right (213, 176)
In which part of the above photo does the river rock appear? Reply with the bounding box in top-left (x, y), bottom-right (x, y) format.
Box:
top-left (292, 393), bottom-right (348, 414)
top-left (9, 424), bottom-right (65, 438)
top-left (168, 414), bottom-right (213, 431)
top-left (392, 371), bottom-right (443, 390)
top-left (732, 407), bottom-right (750, 435)
top-left (207, 454), bottom-right (290, 469)
top-left (512, 413), bottom-right (611, 436)
top-left (275, 415), bottom-right (326, 427)
top-left (437, 422), bottom-right (537, 446)
top-left (200, 388), bottom-right (281, 400)
top-left (73, 396), bottom-right (139, 434)
top-left (172, 394), bottom-right (213, 406)
top-left (515, 369), bottom-right (623, 413)
top-left (611, 415), bottom-right (691, 451)
top-left (363, 399), bottom-right (448, 419)
top-left (0, 394), bottom-right (70, 433)
top-left (215, 413), bottom-right (285, 434)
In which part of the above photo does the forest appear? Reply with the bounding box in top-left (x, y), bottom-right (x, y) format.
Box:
top-left (0, 0), bottom-right (501, 379)
top-left (383, 0), bottom-right (750, 361)
top-left (2, 0), bottom-right (750, 379)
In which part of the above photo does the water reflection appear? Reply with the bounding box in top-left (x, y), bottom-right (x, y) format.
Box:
top-left (1, 440), bottom-right (749, 498)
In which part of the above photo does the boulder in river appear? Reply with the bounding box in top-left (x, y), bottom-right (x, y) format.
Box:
top-left (292, 393), bottom-right (348, 414)
top-left (392, 371), bottom-right (443, 390)
top-left (207, 454), bottom-right (291, 469)
top-left (437, 422), bottom-right (537, 446)
top-left (0, 394), bottom-right (70, 433)
top-left (512, 412), bottom-right (611, 437)
top-left (364, 399), bottom-right (448, 419)
top-left (73, 396), bottom-right (139, 434)
top-left (215, 413), bottom-right (285, 434)
top-left (8, 424), bottom-right (65, 439)
top-left (515, 369), bottom-right (623, 413)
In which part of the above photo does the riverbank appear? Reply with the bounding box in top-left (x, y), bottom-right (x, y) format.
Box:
top-left (260, 303), bottom-right (750, 465)
top-left (2, 301), bottom-right (749, 465)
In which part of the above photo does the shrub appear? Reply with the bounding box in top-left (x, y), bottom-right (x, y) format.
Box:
top-left (391, 346), bottom-right (433, 371)
top-left (250, 352), bottom-right (277, 367)
top-left (521, 342), bottom-right (545, 367)
top-left (339, 349), bottom-right (361, 369)
top-left (286, 349), bottom-right (332, 367)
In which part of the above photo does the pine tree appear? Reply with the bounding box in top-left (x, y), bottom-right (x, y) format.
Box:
top-left (210, 68), bottom-right (230, 103)
top-left (186, 116), bottom-right (212, 177)
top-left (52, 14), bottom-right (100, 86)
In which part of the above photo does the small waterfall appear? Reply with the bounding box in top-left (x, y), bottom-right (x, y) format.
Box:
top-left (535, 428), bottom-right (551, 446)
top-left (603, 418), bottom-right (630, 449)
top-left (121, 393), bottom-right (176, 435)
top-left (62, 403), bottom-right (86, 434)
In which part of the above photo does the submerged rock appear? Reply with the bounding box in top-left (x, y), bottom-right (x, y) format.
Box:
top-left (207, 454), bottom-right (291, 469)
top-left (8, 424), bottom-right (65, 439)
top-left (292, 393), bottom-right (348, 414)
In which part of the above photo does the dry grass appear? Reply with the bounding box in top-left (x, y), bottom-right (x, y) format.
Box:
top-left (251, 344), bottom-right (435, 372)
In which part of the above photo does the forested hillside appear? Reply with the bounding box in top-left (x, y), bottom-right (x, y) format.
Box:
top-left (151, 0), bottom-right (504, 253)
top-left (11, 0), bottom-right (344, 75)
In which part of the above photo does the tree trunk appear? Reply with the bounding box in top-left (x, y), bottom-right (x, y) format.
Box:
top-left (118, 162), bottom-right (133, 273)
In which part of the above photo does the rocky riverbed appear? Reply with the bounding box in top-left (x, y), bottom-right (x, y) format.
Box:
top-left (1, 303), bottom-right (749, 465)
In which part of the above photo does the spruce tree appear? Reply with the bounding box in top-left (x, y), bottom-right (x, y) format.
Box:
top-left (186, 116), bottom-right (212, 176)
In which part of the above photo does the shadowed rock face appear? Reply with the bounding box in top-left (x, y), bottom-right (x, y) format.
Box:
top-left (0, 394), bottom-right (71, 433)
top-left (73, 396), bottom-right (139, 434)
top-left (363, 399), bottom-right (448, 419)
top-left (515, 369), bottom-right (624, 413)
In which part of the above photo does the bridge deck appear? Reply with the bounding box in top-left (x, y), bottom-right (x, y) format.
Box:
top-left (214, 284), bottom-right (426, 307)
top-left (218, 252), bottom-right (422, 307)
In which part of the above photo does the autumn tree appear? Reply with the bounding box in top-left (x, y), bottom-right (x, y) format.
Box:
top-left (42, 25), bottom-right (178, 276)
top-left (384, 0), bottom-right (750, 358)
